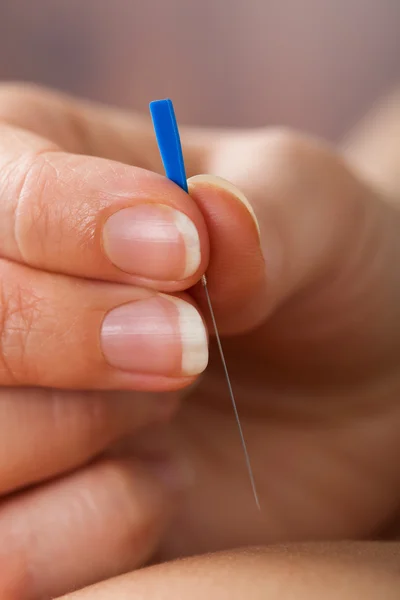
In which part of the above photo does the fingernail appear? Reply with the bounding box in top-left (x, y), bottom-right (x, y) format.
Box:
top-left (103, 204), bottom-right (201, 280)
top-left (188, 174), bottom-right (260, 236)
top-left (101, 294), bottom-right (208, 377)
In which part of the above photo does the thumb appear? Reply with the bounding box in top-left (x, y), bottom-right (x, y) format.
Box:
top-left (188, 131), bottom-right (400, 343)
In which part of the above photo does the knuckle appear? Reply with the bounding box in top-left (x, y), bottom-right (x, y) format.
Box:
top-left (0, 266), bottom-right (42, 383)
top-left (264, 127), bottom-right (306, 153)
top-left (4, 150), bottom-right (57, 262)
top-left (260, 128), bottom-right (358, 207)
top-left (213, 127), bottom-right (345, 199)
top-left (263, 127), bottom-right (333, 175)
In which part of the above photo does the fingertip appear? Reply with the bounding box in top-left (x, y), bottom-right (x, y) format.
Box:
top-left (188, 174), bottom-right (261, 238)
top-left (9, 148), bottom-right (210, 292)
top-left (100, 293), bottom-right (208, 380)
top-left (98, 172), bottom-right (210, 291)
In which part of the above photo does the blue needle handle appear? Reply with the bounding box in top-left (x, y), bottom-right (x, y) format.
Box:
top-left (149, 98), bottom-right (188, 192)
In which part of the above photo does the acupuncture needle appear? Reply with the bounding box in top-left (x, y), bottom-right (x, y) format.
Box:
top-left (149, 99), bottom-right (261, 511)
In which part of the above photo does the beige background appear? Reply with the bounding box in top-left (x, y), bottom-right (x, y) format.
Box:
top-left (0, 0), bottom-right (398, 139)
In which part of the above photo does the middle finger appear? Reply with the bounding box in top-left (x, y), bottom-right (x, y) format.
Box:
top-left (0, 260), bottom-right (208, 390)
top-left (0, 125), bottom-right (209, 291)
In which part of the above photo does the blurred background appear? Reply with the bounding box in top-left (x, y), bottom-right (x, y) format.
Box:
top-left (0, 0), bottom-right (398, 140)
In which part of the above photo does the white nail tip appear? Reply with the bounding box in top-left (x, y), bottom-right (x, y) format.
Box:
top-left (173, 211), bottom-right (201, 279)
top-left (161, 295), bottom-right (208, 376)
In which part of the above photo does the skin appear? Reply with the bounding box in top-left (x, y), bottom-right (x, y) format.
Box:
top-left (0, 84), bottom-right (398, 598)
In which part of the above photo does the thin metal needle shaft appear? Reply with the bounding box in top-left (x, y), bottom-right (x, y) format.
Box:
top-left (201, 275), bottom-right (261, 511)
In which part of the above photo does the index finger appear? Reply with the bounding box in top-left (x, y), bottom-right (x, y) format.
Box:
top-left (0, 125), bottom-right (209, 292)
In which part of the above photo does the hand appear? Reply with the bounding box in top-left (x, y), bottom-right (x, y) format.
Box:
top-left (0, 84), bottom-right (269, 599)
top-left (60, 543), bottom-right (400, 599)
top-left (1, 84), bottom-right (400, 599)
top-left (159, 121), bottom-right (400, 558)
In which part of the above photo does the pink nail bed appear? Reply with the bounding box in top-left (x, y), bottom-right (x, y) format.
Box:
top-left (101, 295), bottom-right (208, 377)
top-left (103, 204), bottom-right (201, 280)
